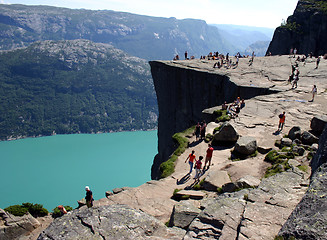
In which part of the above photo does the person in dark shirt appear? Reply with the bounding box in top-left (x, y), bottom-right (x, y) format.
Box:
top-left (85, 186), bottom-right (93, 208)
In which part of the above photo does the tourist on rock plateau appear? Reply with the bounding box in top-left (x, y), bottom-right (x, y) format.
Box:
top-left (185, 150), bottom-right (196, 175)
top-left (311, 85), bottom-right (317, 102)
top-left (194, 156), bottom-right (203, 180)
top-left (85, 186), bottom-right (94, 208)
top-left (204, 144), bottom-right (214, 169)
top-left (277, 112), bottom-right (286, 132)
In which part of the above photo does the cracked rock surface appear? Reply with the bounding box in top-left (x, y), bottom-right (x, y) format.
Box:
top-left (37, 205), bottom-right (185, 240)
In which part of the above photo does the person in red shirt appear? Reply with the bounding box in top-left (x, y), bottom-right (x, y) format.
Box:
top-left (204, 144), bottom-right (214, 169)
top-left (185, 150), bottom-right (196, 174)
top-left (278, 112), bottom-right (286, 132)
top-left (194, 156), bottom-right (203, 180)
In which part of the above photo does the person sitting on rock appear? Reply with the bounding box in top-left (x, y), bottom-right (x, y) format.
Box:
top-left (58, 205), bottom-right (67, 216)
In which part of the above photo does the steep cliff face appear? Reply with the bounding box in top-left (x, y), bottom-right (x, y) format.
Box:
top-left (278, 126), bottom-right (327, 239)
top-left (150, 61), bottom-right (276, 179)
top-left (267, 0), bottom-right (327, 56)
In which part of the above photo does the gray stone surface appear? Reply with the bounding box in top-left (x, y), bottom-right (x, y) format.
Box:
top-left (213, 122), bottom-right (239, 144)
top-left (234, 136), bottom-right (257, 155)
top-left (37, 205), bottom-right (185, 240)
top-left (292, 145), bottom-right (305, 156)
top-left (169, 201), bottom-right (201, 229)
top-left (288, 126), bottom-right (302, 140)
top-left (278, 127), bottom-right (327, 240)
top-left (301, 131), bottom-right (319, 145)
top-left (281, 137), bottom-right (293, 146)
top-left (175, 190), bottom-right (206, 200)
top-left (310, 115), bottom-right (327, 134)
top-left (203, 170), bottom-right (231, 191)
top-left (0, 209), bottom-right (40, 240)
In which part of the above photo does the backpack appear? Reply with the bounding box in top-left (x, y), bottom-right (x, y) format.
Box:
top-left (279, 114), bottom-right (284, 119)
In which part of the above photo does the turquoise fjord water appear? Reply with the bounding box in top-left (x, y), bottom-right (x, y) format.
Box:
top-left (0, 131), bottom-right (157, 211)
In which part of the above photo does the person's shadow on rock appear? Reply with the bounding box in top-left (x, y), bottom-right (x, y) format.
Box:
top-left (273, 130), bottom-right (280, 135)
top-left (177, 173), bottom-right (191, 185)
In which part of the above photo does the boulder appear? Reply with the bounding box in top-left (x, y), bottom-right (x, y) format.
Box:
top-left (0, 209), bottom-right (40, 240)
top-left (203, 170), bottom-right (231, 191)
top-left (301, 131), bottom-right (319, 145)
top-left (38, 205), bottom-right (185, 240)
top-left (288, 126), bottom-right (301, 140)
top-left (213, 122), bottom-right (239, 144)
top-left (234, 136), bottom-right (257, 155)
top-left (174, 190), bottom-right (206, 200)
top-left (222, 176), bottom-right (261, 193)
top-left (292, 145), bottom-right (305, 156)
top-left (311, 143), bottom-right (319, 151)
top-left (112, 187), bottom-right (132, 194)
top-left (281, 138), bottom-right (293, 146)
top-left (169, 201), bottom-right (201, 229)
top-left (237, 175), bottom-right (261, 189)
top-left (310, 115), bottom-right (327, 134)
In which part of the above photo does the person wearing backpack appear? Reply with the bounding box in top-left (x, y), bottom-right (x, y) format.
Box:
top-left (278, 112), bottom-right (286, 132)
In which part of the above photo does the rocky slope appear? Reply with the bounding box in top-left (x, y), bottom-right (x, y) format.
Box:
top-left (0, 39), bottom-right (157, 139)
top-left (267, 0), bottom-right (327, 56)
top-left (0, 4), bottom-right (232, 60)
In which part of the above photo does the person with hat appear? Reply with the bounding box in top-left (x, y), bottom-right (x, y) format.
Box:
top-left (85, 186), bottom-right (94, 208)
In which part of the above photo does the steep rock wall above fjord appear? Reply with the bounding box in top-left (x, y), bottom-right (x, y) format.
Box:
top-left (149, 60), bottom-right (277, 179)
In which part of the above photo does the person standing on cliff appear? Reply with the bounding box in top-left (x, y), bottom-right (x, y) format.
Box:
top-left (194, 156), bottom-right (203, 180)
top-left (311, 85), bottom-right (317, 102)
top-left (200, 121), bottom-right (207, 140)
top-left (185, 51), bottom-right (188, 60)
top-left (85, 186), bottom-right (94, 208)
top-left (277, 112), bottom-right (286, 132)
top-left (315, 56), bottom-right (320, 69)
top-left (194, 122), bottom-right (201, 141)
top-left (185, 150), bottom-right (196, 175)
top-left (204, 144), bottom-right (214, 169)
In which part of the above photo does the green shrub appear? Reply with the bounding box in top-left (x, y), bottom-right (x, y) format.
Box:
top-left (4, 203), bottom-right (48, 217)
top-left (264, 161), bottom-right (291, 178)
top-left (213, 126), bottom-right (222, 134)
top-left (217, 187), bottom-right (223, 194)
top-left (205, 133), bottom-right (213, 143)
top-left (4, 205), bottom-right (28, 216)
top-left (160, 126), bottom-right (195, 178)
top-left (297, 165), bottom-right (309, 173)
top-left (52, 205), bottom-right (73, 218)
top-left (172, 188), bottom-right (189, 200)
top-left (214, 110), bottom-right (231, 123)
top-left (22, 203), bottom-right (48, 218)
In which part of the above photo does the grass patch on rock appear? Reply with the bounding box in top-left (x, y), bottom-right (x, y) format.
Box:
top-left (214, 110), bottom-right (231, 123)
top-left (160, 126), bottom-right (195, 178)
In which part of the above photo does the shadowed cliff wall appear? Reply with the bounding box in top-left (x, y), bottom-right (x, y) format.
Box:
top-left (150, 61), bottom-right (276, 179)
top-left (267, 0), bottom-right (327, 56)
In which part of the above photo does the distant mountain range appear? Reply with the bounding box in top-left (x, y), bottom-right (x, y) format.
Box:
top-left (0, 40), bottom-right (157, 140)
top-left (212, 24), bottom-right (274, 56)
top-left (0, 4), bottom-right (276, 139)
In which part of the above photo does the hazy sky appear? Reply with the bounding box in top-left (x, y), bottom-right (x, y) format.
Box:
top-left (1, 0), bottom-right (299, 28)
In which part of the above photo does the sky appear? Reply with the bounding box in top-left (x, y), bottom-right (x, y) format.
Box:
top-left (1, 0), bottom-right (299, 28)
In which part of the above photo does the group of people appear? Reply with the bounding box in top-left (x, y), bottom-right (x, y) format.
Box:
top-left (222, 97), bottom-right (245, 118)
top-left (185, 143), bottom-right (214, 180)
top-left (194, 121), bottom-right (207, 141)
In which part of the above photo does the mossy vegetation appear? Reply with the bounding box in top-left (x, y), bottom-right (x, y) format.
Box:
top-left (264, 149), bottom-right (293, 178)
top-left (230, 150), bottom-right (258, 161)
top-left (172, 188), bottom-right (190, 201)
top-left (297, 165), bottom-right (309, 173)
top-left (274, 236), bottom-right (296, 240)
top-left (52, 205), bottom-right (73, 218)
top-left (280, 21), bottom-right (301, 32)
top-left (160, 126), bottom-right (195, 178)
top-left (4, 203), bottom-right (48, 217)
top-left (205, 133), bottom-right (213, 143)
top-left (213, 109), bottom-right (231, 123)
top-left (193, 178), bottom-right (205, 190)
